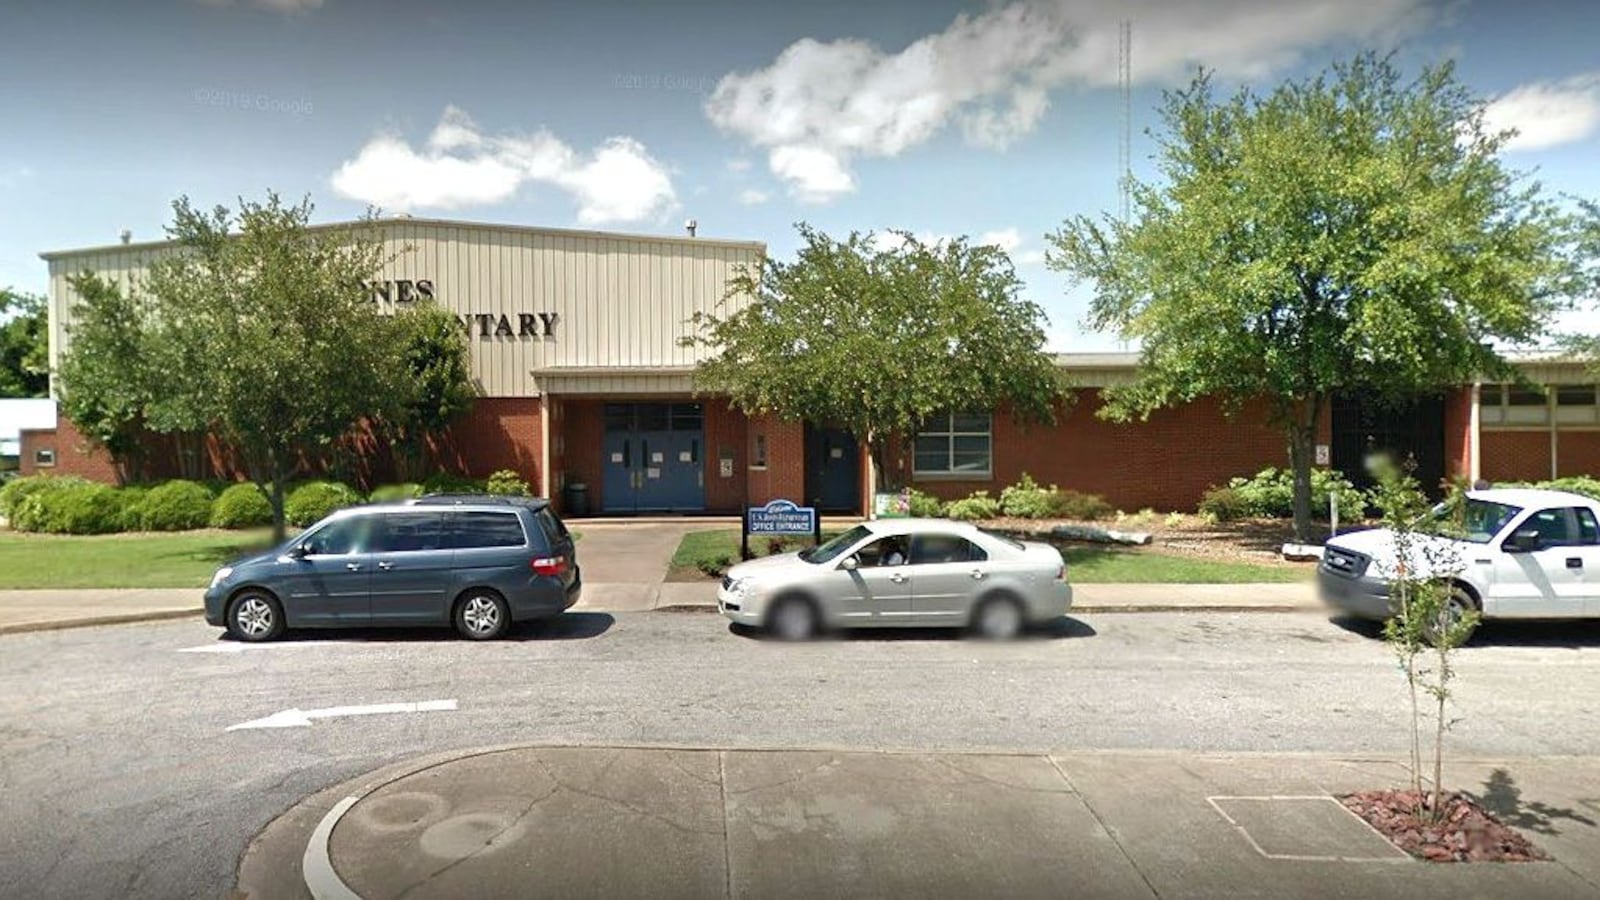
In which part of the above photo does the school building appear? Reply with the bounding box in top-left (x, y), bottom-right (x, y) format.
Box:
top-left (21, 217), bottom-right (1596, 514)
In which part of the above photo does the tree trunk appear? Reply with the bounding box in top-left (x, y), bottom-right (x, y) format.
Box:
top-left (269, 453), bottom-right (288, 544)
top-left (1286, 395), bottom-right (1324, 544)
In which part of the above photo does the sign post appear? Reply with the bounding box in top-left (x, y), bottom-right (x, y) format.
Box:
top-left (743, 499), bottom-right (820, 560)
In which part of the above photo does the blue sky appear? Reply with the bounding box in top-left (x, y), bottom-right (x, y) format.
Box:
top-left (1, 0), bottom-right (1597, 350)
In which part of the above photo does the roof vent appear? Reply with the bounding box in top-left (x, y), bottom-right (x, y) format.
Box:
top-left (685, 219), bottom-right (697, 238)
top-left (119, 229), bottom-right (131, 245)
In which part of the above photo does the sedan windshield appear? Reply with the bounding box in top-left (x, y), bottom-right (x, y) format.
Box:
top-left (1431, 498), bottom-right (1522, 544)
top-left (801, 525), bottom-right (872, 564)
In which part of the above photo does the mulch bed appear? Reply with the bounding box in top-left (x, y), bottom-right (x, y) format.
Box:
top-left (1341, 790), bottom-right (1549, 862)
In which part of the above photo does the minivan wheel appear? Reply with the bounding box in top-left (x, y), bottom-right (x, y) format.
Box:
top-left (767, 596), bottom-right (819, 641)
top-left (228, 590), bottom-right (285, 643)
top-left (455, 590), bottom-right (510, 640)
top-left (973, 595), bottom-right (1024, 640)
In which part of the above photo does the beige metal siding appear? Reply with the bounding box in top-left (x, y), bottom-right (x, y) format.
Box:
top-left (44, 220), bottom-right (764, 398)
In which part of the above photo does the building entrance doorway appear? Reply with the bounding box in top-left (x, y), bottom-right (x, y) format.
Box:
top-left (600, 402), bottom-right (705, 513)
top-left (1331, 392), bottom-right (1447, 499)
top-left (804, 424), bottom-right (861, 513)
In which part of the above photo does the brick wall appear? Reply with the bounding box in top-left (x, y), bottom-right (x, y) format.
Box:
top-left (1558, 432), bottom-right (1600, 478)
top-left (434, 397), bottom-right (543, 485)
top-left (18, 420), bottom-right (120, 482)
top-left (703, 398), bottom-right (747, 512)
top-left (1481, 431), bottom-right (1551, 483)
top-left (905, 390), bottom-right (1292, 512)
top-left (1443, 387), bottom-right (1473, 481)
top-left (557, 400), bottom-right (605, 513)
top-left (745, 414), bottom-right (804, 507)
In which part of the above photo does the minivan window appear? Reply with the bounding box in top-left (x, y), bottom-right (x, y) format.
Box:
top-left (534, 509), bottom-right (568, 547)
top-left (446, 511), bottom-right (527, 549)
top-left (371, 512), bottom-right (445, 553)
top-left (301, 517), bottom-right (368, 556)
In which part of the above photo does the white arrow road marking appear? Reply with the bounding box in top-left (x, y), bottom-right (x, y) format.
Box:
top-left (227, 699), bottom-right (457, 732)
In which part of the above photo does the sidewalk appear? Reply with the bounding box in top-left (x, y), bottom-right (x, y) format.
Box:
top-left (0, 582), bottom-right (1317, 633)
top-left (235, 744), bottom-right (1600, 899)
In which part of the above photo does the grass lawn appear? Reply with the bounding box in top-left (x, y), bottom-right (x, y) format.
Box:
top-left (668, 529), bottom-right (1309, 583)
top-left (0, 529), bottom-right (281, 589)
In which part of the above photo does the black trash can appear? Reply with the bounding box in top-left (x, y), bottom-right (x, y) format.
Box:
top-left (563, 482), bottom-right (590, 517)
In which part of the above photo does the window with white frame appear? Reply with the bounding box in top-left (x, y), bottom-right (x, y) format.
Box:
top-left (913, 411), bottom-right (992, 476)
top-left (1480, 383), bottom-right (1600, 427)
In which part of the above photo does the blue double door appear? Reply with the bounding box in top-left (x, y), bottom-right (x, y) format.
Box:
top-left (601, 403), bottom-right (706, 513)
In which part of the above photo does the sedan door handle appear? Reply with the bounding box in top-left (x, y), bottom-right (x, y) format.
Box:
top-left (890, 573), bottom-right (907, 584)
top-left (377, 562), bottom-right (394, 571)
top-left (971, 569), bottom-right (987, 580)
top-left (345, 562), bottom-right (362, 571)
top-left (1568, 557), bottom-right (1583, 570)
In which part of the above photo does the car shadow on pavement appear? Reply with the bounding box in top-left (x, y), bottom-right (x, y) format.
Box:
top-left (209, 613), bottom-right (616, 646)
top-left (1327, 614), bottom-right (1600, 649)
top-left (728, 615), bottom-right (1097, 643)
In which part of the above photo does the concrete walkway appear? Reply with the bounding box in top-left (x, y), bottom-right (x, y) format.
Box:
top-left (236, 744), bottom-right (1600, 899)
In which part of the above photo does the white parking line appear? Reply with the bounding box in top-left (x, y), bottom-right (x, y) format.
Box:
top-left (227, 699), bottom-right (459, 731)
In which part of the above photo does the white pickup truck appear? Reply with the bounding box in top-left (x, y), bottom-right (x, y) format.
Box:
top-left (1318, 488), bottom-right (1600, 637)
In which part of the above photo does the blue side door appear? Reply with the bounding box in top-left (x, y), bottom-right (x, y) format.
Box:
top-left (367, 510), bottom-right (454, 625)
top-left (602, 431), bottom-right (637, 513)
top-left (278, 516), bottom-right (372, 626)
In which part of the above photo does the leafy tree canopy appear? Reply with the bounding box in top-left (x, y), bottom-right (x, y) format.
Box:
top-left (0, 288), bottom-right (48, 398)
top-left (686, 223), bottom-right (1069, 490)
top-left (1049, 53), bottom-right (1590, 538)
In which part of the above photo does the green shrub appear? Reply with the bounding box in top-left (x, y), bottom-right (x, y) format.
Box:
top-left (136, 480), bottom-right (216, 531)
top-left (1198, 485), bottom-right (1252, 522)
top-left (1052, 489), bottom-right (1115, 521)
top-left (485, 469), bottom-right (531, 496)
top-left (698, 555), bottom-right (734, 577)
top-left (999, 473), bottom-right (1056, 519)
top-left (946, 491), bottom-right (1001, 521)
top-left (368, 482), bottom-right (425, 503)
top-left (1512, 477), bottom-right (1600, 501)
top-left (1, 474), bottom-right (91, 521)
top-left (12, 482), bottom-right (124, 534)
top-left (422, 471), bottom-right (484, 494)
top-left (1214, 467), bottom-right (1367, 520)
top-left (210, 483), bottom-right (274, 528)
top-left (285, 481), bottom-right (362, 527)
top-left (114, 486), bottom-right (149, 531)
top-left (906, 487), bottom-right (945, 517)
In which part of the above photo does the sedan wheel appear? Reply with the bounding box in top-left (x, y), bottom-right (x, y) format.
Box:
top-left (768, 597), bottom-right (819, 641)
top-left (455, 592), bottom-right (510, 640)
top-left (974, 596), bottom-right (1024, 640)
top-left (228, 592), bottom-right (285, 643)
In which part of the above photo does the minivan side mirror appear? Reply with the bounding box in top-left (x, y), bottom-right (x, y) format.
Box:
top-left (839, 556), bottom-right (859, 571)
top-left (1506, 529), bottom-right (1542, 553)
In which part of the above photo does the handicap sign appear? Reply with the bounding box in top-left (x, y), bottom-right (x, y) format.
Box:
top-left (746, 499), bottom-right (817, 535)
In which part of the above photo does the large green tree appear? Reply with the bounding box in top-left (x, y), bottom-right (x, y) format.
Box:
top-left (1049, 54), bottom-right (1587, 540)
top-left (0, 288), bottom-right (48, 398)
top-left (386, 304), bottom-right (475, 481)
top-left (56, 275), bottom-right (160, 478)
top-left (686, 224), bottom-right (1069, 495)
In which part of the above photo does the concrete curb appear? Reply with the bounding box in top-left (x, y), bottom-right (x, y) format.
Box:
top-left (0, 607), bottom-right (201, 635)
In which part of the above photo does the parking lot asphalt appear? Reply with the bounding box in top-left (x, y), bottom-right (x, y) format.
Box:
top-left (5, 610), bottom-right (1600, 898)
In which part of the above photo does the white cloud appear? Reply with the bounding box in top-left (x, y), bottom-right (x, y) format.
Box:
top-left (873, 225), bottom-right (1055, 266)
top-left (706, 0), bottom-right (1432, 202)
top-left (330, 106), bottom-right (677, 225)
top-left (737, 188), bottom-right (770, 206)
top-left (1483, 74), bottom-right (1600, 152)
top-left (976, 228), bottom-right (1023, 253)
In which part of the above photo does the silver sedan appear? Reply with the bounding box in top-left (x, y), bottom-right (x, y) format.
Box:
top-left (718, 519), bottom-right (1072, 640)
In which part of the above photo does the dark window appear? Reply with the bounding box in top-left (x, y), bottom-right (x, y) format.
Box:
top-left (1525, 508), bottom-right (1577, 547)
top-left (1578, 509), bottom-right (1600, 546)
top-left (604, 403), bottom-right (634, 432)
top-left (855, 537), bottom-right (908, 567)
top-left (446, 512), bottom-right (527, 549)
top-left (303, 517), bottom-right (369, 556)
top-left (909, 534), bottom-right (986, 565)
top-left (671, 403), bottom-right (703, 431)
top-left (33, 448), bottom-right (55, 467)
top-left (753, 434), bottom-right (768, 468)
top-left (371, 512), bottom-right (444, 553)
top-left (636, 404), bottom-right (670, 431)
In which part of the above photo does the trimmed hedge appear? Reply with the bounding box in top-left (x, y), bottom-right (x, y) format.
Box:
top-left (114, 486), bottom-right (149, 532)
top-left (286, 481), bottom-right (362, 527)
top-left (15, 482), bottom-right (125, 534)
top-left (1199, 467), bottom-right (1367, 522)
top-left (137, 480), bottom-right (216, 531)
top-left (368, 482), bottom-right (425, 503)
top-left (906, 488), bottom-right (945, 517)
top-left (946, 491), bottom-right (1002, 521)
top-left (1, 474), bottom-right (92, 521)
top-left (210, 483), bottom-right (274, 528)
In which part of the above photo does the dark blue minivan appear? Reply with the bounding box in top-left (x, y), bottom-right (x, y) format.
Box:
top-left (204, 495), bottom-right (580, 642)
